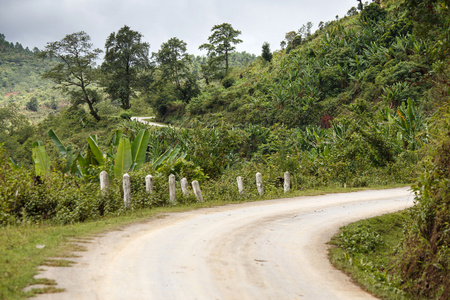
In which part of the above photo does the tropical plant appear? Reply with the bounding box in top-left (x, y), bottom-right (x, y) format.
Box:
top-left (391, 98), bottom-right (430, 150)
top-left (31, 141), bottom-right (50, 177)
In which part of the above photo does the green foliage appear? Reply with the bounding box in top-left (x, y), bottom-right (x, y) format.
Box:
top-left (25, 97), bottom-right (38, 112)
top-left (153, 37), bottom-right (192, 94)
top-left (120, 112), bottom-right (132, 120)
top-left (40, 31), bottom-right (103, 121)
top-left (338, 224), bottom-right (384, 253)
top-left (261, 42), bottom-right (273, 62)
top-left (329, 212), bottom-right (411, 299)
top-left (199, 23), bottom-right (243, 75)
top-left (402, 0), bottom-right (450, 63)
top-left (0, 103), bottom-right (35, 165)
top-left (102, 25), bottom-right (151, 110)
top-left (114, 137), bottom-right (132, 176)
top-left (148, 37), bottom-right (200, 120)
top-left (221, 77), bottom-right (235, 89)
top-left (31, 141), bottom-right (51, 177)
top-left (181, 3), bottom-right (437, 131)
top-left (399, 106), bottom-right (450, 299)
top-left (360, 3), bottom-right (387, 22)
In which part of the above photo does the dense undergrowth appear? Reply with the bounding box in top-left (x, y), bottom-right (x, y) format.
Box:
top-left (329, 211), bottom-right (412, 299)
top-left (0, 116), bottom-right (417, 225)
top-left (330, 105), bottom-right (450, 300)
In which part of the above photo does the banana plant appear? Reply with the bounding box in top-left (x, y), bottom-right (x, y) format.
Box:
top-left (48, 129), bottom-right (80, 176)
top-left (32, 141), bottom-right (51, 177)
top-left (86, 135), bottom-right (105, 166)
top-left (114, 137), bottom-right (132, 176)
top-left (114, 129), bottom-right (150, 176)
top-left (150, 144), bottom-right (185, 171)
top-left (391, 98), bottom-right (430, 150)
top-left (381, 82), bottom-right (410, 108)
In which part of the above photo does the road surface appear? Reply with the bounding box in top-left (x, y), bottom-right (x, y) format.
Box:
top-left (34, 188), bottom-right (413, 300)
top-left (130, 116), bottom-right (166, 127)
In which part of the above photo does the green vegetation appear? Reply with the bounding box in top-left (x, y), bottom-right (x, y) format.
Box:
top-left (102, 25), bottom-right (151, 110)
top-left (40, 31), bottom-right (103, 121)
top-left (199, 23), bottom-right (243, 75)
top-left (329, 211), bottom-right (412, 299)
top-left (0, 0), bottom-right (449, 298)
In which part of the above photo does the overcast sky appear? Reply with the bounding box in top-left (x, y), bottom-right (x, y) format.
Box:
top-left (0, 0), bottom-right (360, 59)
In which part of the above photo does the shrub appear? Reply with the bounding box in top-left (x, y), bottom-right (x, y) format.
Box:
top-left (119, 112), bottom-right (132, 120)
top-left (222, 77), bottom-right (235, 89)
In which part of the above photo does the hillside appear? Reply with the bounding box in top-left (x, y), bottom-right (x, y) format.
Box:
top-left (0, 33), bottom-right (69, 123)
top-left (164, 2), bottom-right (439, 129)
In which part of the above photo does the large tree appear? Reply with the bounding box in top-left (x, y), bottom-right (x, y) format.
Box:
top-left (261, 42), bottom-right (272, 62)
top-left (102, 25), bottom-right (150, 110)
top-left (153, 37), bottom-right (191, 91)
top-left (199, 23), bottom-right (242, 75)
top-left (40, 32), bottom-right (102, 121)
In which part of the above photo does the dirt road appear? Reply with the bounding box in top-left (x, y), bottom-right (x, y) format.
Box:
top-left (34, 188), bottom-right (413, 300)
top-left (130, 117), bottom-right (166, 127)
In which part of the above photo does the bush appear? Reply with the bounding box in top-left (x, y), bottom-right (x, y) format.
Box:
top-left (26, 97), bottom-right (38, 112)
top-left (120, 112), bottom-right (132, 120)
top-left (222, 77), bottom-right (235, 89)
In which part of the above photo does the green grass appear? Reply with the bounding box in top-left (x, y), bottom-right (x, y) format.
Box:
top-left (329, 210), bottom-right (413, 299)
top-left (0, 184), bottom-right (408, 299)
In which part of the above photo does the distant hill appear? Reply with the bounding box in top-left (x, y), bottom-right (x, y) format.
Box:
top-left (0, 33), bottom-right (69, 123)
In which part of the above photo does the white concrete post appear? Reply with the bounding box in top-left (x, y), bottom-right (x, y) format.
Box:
top-left (237, 176), bottom-right (244, 194)
top-left (100, 171), bottom-right (109, 192)
top-left (256, 172), bottom-right (264, 195)
top-left (181, 178), bottom-right (189, 196)
top-left (284, 171), bottom-right (290, 193)
top-left (169, 174), bottom-right (176, 204)
top-left (123, 173), bottom-right (131, 209)
top-left (192, 180), bottom-right (204, 202)
top-left (145, 175), bottom-right (153, 194)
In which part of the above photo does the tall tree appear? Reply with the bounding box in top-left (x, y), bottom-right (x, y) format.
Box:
top-left (153, 37), bottom-right (190, 90)
top-left (40, 31), bottom-right (102, 121)
top-left (261, 42), bottom-right (273, 62)
top-left (199, 23), bottom-right (242, 75)
top-left (102, 25), bottom-right (150, 110)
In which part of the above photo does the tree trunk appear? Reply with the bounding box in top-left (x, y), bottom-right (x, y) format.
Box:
top-left (88, 103), bottom-right (101, 121)
top-left (85, 94), bottom-right (101, 121)
top-left (225, 49), bottom-right (229, 74)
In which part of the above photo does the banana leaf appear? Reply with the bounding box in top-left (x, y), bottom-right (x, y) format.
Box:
top-left (76, 153), bottom-right (88, 177)
top-left (131, 129), bottom-right (150, 171)
top-left (151, 145), bottom-right (184, 171)
top-left (114, 137), bottom-right (132, 177)
top-left (48, 129), bottom-right (67, 156)
top-left (9, 157), bottom-right (20, 169)
top-left (87, 135), bottom-right (105, 165)
top-left (48, 129), bottom-right (77, 174)
top-left (108, 130), bottom-right (123, 158)
top-left (32, 141), bottom-right (50, 177)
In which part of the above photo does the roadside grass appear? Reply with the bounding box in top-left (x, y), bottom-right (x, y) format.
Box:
top-left (0, 184), bottom-right (407, 299)
top-left (329, 210), bottom-right (413, 300)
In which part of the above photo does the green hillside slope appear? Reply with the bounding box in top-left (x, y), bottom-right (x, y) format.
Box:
top-left (0, 34), bottom-right (68, 123)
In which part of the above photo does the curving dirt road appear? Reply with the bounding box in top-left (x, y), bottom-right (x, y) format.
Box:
top-left (34, 188), bottom-right (413, 300)
top-left (130, 116), bottom-right (167, 127)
